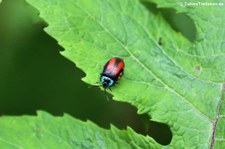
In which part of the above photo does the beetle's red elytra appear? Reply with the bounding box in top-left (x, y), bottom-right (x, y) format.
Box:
top-left (100, 57), bottom-right (125, 89)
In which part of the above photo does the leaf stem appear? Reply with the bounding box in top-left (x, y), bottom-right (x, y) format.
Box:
top-left (210, 83), bottom-right (225, 149)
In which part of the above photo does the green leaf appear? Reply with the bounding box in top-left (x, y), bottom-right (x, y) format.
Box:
top-left (18, 0), bottom-right (225, 148)
top-left (0, 111), bottom-right (159, 148)
top-left (145, 1), bottom-right (225, 148)
top-left (147, 0), bottom-right (225, 82)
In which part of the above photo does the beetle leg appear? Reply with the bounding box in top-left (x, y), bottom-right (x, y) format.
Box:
top-left (109, 87), bottom-right (112, 91)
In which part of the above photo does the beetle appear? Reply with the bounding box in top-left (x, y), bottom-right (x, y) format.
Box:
top-left (100, 57), bottom-right (125, 91)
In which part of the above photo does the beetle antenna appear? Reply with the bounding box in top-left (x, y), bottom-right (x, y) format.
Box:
top-left (88, 82), bottom-right (101, 88)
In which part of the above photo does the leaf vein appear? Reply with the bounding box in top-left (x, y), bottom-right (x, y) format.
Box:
top-left (0, 137), bottom-right (23, 149)
top-left (74, 2), bottom-right (212, 123)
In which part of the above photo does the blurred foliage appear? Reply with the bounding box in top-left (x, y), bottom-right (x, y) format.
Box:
top-left (0, 0), bottom-right (196, 145)
top-left (0, 0), bottom-right (124, 127)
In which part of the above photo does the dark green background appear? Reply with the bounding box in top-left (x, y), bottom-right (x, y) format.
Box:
top-left (0, 0), bottom-right (196, 145)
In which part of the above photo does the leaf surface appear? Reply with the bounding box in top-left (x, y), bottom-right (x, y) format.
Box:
top-left (6, 0), bottom-right (224, 148)
top-left (147, 0), bottom-right (225, 148)
top-left (0, 111), bottom-right (159, 148)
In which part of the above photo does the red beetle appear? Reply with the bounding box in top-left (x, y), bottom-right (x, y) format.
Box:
top-left (100, 57), bottom-right (125, 90)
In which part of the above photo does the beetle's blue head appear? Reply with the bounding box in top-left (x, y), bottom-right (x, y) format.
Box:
top-left (101, 76), bottom-right (114, 88)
